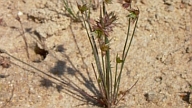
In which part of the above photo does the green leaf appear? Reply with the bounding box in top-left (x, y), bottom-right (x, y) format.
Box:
top-left (127, 9), bottom-right (139, 19)
top-left (77, 3), bottom-right (88, 14)
top-left (116, 57), bottom-right (123, 63)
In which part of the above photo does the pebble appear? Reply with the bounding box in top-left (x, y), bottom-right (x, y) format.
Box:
top-left (29, 87), bottom-right (35, 94)
top-left (154, 76), bottom-right (163, 82)
top-left (186, 46), bottom-right (192, 53)
top-left (145, 92), bottom-right (158, 102)
top-left (18, 11), bottom-right (23, 16)
top-left (163, 0), bottom-right (174, 5)
top-left (165, 5), bottom-right (175, 12)
top-left (144, 92), bottom-right (167, 103)
top-left (182, 0), bottom-right (192, 5)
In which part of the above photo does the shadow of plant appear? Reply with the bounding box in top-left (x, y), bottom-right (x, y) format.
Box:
top-left (47, 46), bottom-right (100, 105)
top-left (33, 41), bottom-right (100, 106)
top-left (6, 54), bottom-right (99, 105)
top-left (50, 60), bottom-right (76, 76)
top-left (40, 78), bottom-right (53, 89)
top-left (56, 84), bottom-right (64, 93)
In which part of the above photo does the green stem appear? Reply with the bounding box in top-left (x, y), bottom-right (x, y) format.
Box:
top-left (114, 17), bottom-right (139, 103)
top-left (63, 0), bottom-right (78, 21)
top-left (81, 13), bottom-right (106, 97)
top-left (113, 54), bottom-right (119, 102)
top-left (122, 19), bottom-right (131, 58)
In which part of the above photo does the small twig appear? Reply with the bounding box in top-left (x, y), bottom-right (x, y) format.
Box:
top-left (116, 78), bottom-right (139, 105)
top-left (16, 14), bottom-right (30, 59)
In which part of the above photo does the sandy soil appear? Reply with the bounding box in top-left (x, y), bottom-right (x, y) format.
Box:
top-left (0, 0), bottom-right (192, 108)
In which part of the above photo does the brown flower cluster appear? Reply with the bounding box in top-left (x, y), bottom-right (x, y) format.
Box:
top-left (92, 12), bottom-right (117, 55)
top-left (92, 12), bottom-right (117, 37)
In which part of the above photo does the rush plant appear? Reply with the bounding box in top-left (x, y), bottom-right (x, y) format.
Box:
top-left (63, 0), bottom-right (139, 107)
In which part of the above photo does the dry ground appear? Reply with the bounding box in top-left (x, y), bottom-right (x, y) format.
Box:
top-left (0, 0), bottom-right (192, 108)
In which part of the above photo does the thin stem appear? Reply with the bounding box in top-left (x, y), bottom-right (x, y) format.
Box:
top-left (116, 79), bottom-right (139, 105)
top-left (16, 15), bottom-right (29, 59)
top-left (124, 17), bottom-right (139, 60)
top-left (122, 19), bottom-right (131, 59)
top-left (102, 54), bottom-right (106, 85)
top-left (92, 63), bottom-right (104, 98)
top-left (114, 17), bottom-right (139, 103)
top-left (81, 7), bottom-right (108, 102)
top-left (105, 37), bottom-right (110, 103)
top-left (113, 54), bottom-right (119, 102)
top-left (82, 13), bottom-right (105, 88)
top-left (63, 0), bottom-right (78, 20)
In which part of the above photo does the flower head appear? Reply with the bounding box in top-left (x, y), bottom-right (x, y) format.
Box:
top-left (92, 12), bottom-right (117, 37)
top-left (127, 8), bottom-right (139, 23)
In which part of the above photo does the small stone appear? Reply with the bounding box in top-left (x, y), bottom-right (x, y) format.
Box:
top-left (29, 87), bottom-right (35, 94)
top-left (165, 5), bottom-right (175, 12)
top-left (163, 0), bottom-right (174, 5)
top-left (18, 11), bottom-right (23, 16)
top-left (186, 46), bottom-right (192, 53)
top-left (182, 0), bottom-right (192, 5)
top-left (144, 92), bottom-right (158, 102)
top-left (144, 24), bottom-right (153, 31)
top-left (154, 76), bottom-right (163, 82)
top-left (144, 92), bottom-right (167, 103)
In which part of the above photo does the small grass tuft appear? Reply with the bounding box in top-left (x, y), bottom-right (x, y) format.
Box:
top-left (62, 0), bottom-right (140, 107)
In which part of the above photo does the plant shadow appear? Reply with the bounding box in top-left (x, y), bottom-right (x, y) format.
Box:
top-left (8, 55), bottom-right (101, 106)
top-left (46, 33), bottom-right (102, 105)
top-left (45, 33), bottom-right (101, 105)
